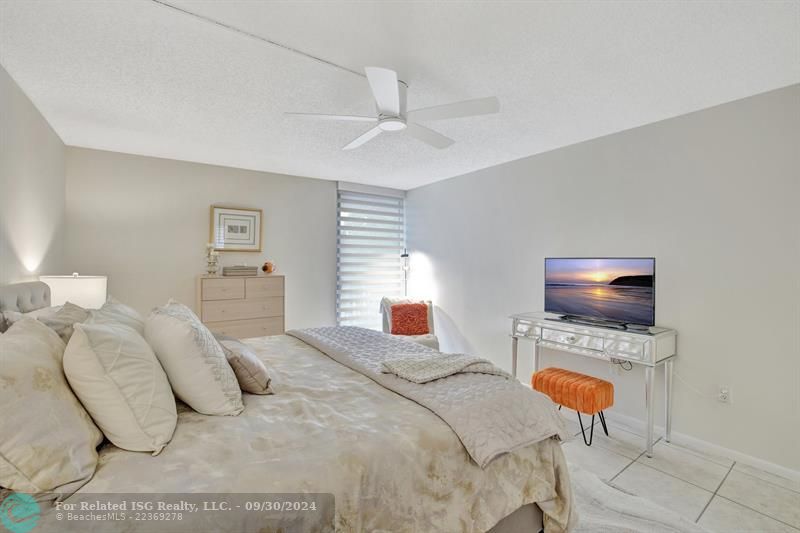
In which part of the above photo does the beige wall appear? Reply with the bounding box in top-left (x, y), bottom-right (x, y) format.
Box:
top-left (406, 85), bottom-right (800, 471)
top-left (65, 148), bottom-right (337, 329)
top-left (0, 65), bottom-right (66, 284)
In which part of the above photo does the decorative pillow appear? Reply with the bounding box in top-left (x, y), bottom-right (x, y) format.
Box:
top-left (3, 306), bottom-right (61, 329)
top-left (85, 296), bottom-right (144, 334)
top-left (64, 322), bottom-right (177, 455)
top-left (0, 319), bottom-right (102, 499)
top-left (38, 301), bottom-right (89, 343)
top-left (391, 303), bottom-right (430, 335)
top-left (216, 336), bottom-right (274, 395)
top-left (145, 300), bottom-right (243, 416)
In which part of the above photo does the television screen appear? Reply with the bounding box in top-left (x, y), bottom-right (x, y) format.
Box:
top-left (545, 258), bottom-right (655, 326)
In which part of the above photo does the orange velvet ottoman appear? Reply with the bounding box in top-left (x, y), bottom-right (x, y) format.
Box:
top-left (532, 367), bottom-right (613, 446)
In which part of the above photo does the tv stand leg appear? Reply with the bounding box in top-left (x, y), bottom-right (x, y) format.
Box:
top-left (511, 336), bottom-right (519, 379)
top-left (665, 359), bottom-right (674, 443)
top-left (533, 338), bottom-right (540, 374)
top-left (645, 365), bottom-right (655, 458)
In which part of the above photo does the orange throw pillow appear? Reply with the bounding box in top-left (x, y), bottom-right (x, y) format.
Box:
top-left (391, 303), bottom-right (430, 335)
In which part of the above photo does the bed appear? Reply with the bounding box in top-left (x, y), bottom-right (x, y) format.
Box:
top-left (0, 282), bottom-right (573, 533)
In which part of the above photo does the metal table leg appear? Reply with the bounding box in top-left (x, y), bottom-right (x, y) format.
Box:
top-left (511, 336), bottom-right (519, 379)
top-left (645, 365), bottom-right (655, 458)
top-left (532, 338), bottom-right (540, 373)
top-left (665, 358), bottom-right (674, 443)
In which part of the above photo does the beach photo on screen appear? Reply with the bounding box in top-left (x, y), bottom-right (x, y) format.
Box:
top-left (545, 258), bottom-right (655, 325)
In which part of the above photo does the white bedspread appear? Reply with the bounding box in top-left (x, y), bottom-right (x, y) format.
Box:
top-left (289, 327), bottom-right (571, 469)
top-left (38, 334), bottom-right (574, 533)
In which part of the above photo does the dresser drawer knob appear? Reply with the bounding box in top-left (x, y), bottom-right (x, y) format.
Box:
top-left (566, 335), bottom-right (577, 343)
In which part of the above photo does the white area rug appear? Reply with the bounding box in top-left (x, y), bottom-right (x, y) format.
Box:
top-left (570, 464), bottom-right (710, 533)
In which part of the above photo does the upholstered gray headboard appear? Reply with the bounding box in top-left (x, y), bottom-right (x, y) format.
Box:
top-left (0, 281), bottom-right (52, 314)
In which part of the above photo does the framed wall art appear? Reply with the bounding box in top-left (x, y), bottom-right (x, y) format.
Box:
top-left (210, 206), bottom-right (262, 252)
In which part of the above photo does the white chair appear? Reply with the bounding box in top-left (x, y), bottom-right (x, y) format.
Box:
top-left (379, 297), bottom-right (440, 350)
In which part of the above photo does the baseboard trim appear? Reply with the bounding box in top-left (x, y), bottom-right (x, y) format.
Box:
top-left (602, 410), bottom-right (800, 483)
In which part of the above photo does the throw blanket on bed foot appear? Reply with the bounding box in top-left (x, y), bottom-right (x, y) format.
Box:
top-left (381, 353), bottom-right (511, 383)
top-left (288, 326), bottom-right (570, 468)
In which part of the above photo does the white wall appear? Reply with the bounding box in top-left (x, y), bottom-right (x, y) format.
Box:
top-left (0, 65), bottom-right (66, 284)
top-left (406, 85), bottom-right (800, 471)
top-left (65, 148), bottom-right (337, 329)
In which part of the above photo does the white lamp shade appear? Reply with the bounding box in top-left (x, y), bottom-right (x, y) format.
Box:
top-left (40, 274), bottom-right (107, 309)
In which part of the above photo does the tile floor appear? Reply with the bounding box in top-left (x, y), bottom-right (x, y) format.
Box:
top-left (558, 409), bottom-right (800, 532)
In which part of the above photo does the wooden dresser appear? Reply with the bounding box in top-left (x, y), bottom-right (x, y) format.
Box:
top-left (196, 274), bottom-right (285, 338)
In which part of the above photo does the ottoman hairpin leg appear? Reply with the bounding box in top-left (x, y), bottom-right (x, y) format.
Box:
top-left (576, 411), bottom-right (609, 446)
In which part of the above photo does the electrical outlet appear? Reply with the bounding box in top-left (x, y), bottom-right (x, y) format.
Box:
top-left (718, 387), bottom-right (731, 404)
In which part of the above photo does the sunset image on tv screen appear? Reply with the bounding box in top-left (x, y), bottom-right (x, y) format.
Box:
top-left (545, 258), bottom-right (655, 325)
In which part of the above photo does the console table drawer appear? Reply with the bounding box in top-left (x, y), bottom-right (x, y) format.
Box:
top-left (541, 328), bottom-right (604, 351)
top-left (202, 297), bottom-right (284, 322)
top-left (201, 278), bottom-right (245, 300)
top-left (514, 320), bottom-right (537, 337)
top-left (205, 317), bottom-right (284, 339)
top-left (604, 338), bottom-right (647, 360)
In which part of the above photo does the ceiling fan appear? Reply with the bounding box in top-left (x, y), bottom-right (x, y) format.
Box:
top-left (286, 67), bottom-right (500, 150)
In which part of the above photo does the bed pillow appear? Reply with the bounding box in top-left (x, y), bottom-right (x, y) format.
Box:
top-left (2, 306), bottom-right (62, 331)
top-left (64, 322), bottom-right (177, 455)
top-left (145, 300), bottom-right (243, 416)
top-left (85, 297), bottom-right (144, 334)
top-left (216, 335), bottom-right (274, 395)
top-left (38, 301), bottom-right (89, 343)
top-left (0, 318), bottom-right (102, 499)
top-left (390, 303), bottom-right (431, 335)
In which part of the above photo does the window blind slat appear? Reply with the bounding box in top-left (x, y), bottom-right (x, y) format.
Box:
top-left (337, 189), bottom-right (405, 330)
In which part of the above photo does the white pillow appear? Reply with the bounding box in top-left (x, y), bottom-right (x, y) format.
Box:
top-left (64, 322), bottom-right (177, 455)
top-left (85, 297), bottom-right (144, 334)
top-left (3, 305), bottom-right (62, 326)
top-left (37, 301), bottom-right (89, 343)
top-left (145, 300), bottom-right (243, 416)
top-left (218, 337), bottom-right (274, 395)
top-left (0, 318), bottom-right (102, 499)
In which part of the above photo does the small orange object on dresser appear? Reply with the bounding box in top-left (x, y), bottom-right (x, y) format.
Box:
top-left (532, 367), bottom-right (614, 446)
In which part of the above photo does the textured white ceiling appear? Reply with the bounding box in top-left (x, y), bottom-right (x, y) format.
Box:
top-left (1, 1), bottom-right (798, 190)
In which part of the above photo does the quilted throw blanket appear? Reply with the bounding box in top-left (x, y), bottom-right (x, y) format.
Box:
top-left (288, 327), bottom-right (570, 468)
top-left (381, 352), bottom-right (511, 383)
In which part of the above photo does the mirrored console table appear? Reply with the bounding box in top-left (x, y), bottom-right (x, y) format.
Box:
top-left (510, 311), bottom-right (677, 457)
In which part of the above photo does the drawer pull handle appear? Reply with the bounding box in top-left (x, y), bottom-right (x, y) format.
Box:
top-left (566, 335), bottom-right (577, 343)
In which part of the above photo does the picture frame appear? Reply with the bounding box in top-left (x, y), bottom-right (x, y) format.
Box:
top-left (210, 206), bottom-right (262, 252)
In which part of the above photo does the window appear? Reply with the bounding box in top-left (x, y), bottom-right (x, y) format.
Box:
top-left (337, 187), bottom-right (405, 330)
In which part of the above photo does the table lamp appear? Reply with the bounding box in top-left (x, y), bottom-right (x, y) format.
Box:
top-left (39, 273), bottom-right (108, 309)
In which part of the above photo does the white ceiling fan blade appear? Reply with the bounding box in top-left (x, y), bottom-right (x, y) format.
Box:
top-left (285, 112), bottom-right (377, 122)
top-left (407, 96), bottom-right (500, 121)
top-left (405, 123), bottom-right (454, 149)
top-left (365, 67), bottom-right (400, 116)
top-left (343, 125), bottom-right (383, 150)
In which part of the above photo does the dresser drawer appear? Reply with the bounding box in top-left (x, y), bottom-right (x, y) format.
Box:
top-left (205, 317), bottom-right (284, 339)
top-left (202, 297), bottom-right (284, 322)
top-left (246, 276), bottom-right (284, 299)
top-left (201, 278), bottom-right (244, 301)
top-left (541, 328), bottom-right (604, 352)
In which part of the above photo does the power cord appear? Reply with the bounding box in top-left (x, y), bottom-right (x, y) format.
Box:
top-left (610, 358), bottom-right (633, 371)
top-left (674, 371), bottom-right (718, 400)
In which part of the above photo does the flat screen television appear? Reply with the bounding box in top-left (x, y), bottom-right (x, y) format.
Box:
top-left (545, 257), bottom-right (655, 326)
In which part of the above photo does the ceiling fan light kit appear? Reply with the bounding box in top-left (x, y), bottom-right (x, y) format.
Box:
top-left (287, 66), bottom-right (499, 151)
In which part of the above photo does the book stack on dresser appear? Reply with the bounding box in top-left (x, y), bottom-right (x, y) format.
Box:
top-left (196, 274), bottom-right (285, 339)
top-left (222, 265), bottom-right (259, 277)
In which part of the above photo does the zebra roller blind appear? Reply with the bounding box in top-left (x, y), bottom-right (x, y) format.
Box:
top-left (337, 189), bottom-right (405, 330)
